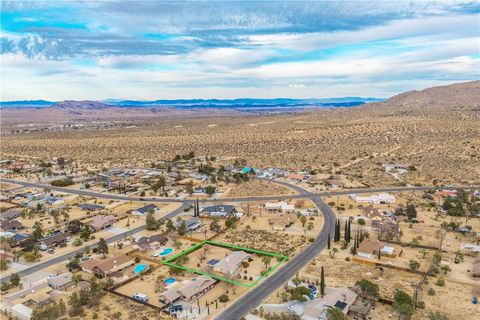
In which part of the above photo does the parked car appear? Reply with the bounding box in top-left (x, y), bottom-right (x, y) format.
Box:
top-left (81, 255), bottom-right (91, 261)
top-left (132, 292), bottom-right (148, 303)
top-left (47, 248), bottom-right (54, 254)
top-left (168, 305), bottom-right (183, 313)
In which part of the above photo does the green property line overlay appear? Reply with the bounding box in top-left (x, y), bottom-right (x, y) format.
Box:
top-left (162, 240), bottom-right (289, 287)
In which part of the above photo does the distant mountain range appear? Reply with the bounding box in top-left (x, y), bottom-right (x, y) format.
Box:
top-left (1, 97), bottom-right (383, 109)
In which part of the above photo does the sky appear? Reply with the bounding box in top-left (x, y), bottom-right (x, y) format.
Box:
top-left (1, 0), bottom-right (479, 101)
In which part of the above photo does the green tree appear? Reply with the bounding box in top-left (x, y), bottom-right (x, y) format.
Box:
top-left (300, 216), bottom-right (307, 228)
top-left (97, 238), bottom-right (108, 258)
top-left (393, 290), bottom-right (413, 319)
top-left (32, 221), bottom-right (44, 240)
top-left (327, 307), bottom-right (348, 320)
top-left (419, 249), bottom-right (429, 259)
top-left (166, 219), bottom-right (176, 232)
top-left (9, 273), bottom-right (20, 287)
top-left (146, 213), bottom-right (159, 230)
top-left (205, 185), bottom-right (216, 197)
top-left (355, 279), bottom-right (379, 298)
top-left (262, 256), bottom-right (271, 269)
top-left (409, 259), bottom-right (420, 271)
top-left (320, 266), bottom-right (326, 297)
top-left (177, 221), bottom-right (187, 235)
top-left (0, 258), bottom-right (10, 271)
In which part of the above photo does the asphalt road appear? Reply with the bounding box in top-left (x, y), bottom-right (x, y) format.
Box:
top-left (1, 178), bottom-right (470, 204)
top-left (0, 203), bottom-right (189, 282)
top-left (1, 176), bottom-right (476, 314)
top-left (215, 194), bottom-right (336, 320)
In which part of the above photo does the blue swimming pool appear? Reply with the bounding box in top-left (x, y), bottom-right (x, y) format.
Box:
top-left (164, 277), bottom-right (176, 285)
top-left (159, 247), bottom-right (174, 257)
top-left (133, 263), bottom-right (147, 274)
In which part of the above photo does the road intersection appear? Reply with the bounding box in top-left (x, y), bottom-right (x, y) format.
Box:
top-left (0, 177), bottom-right (474, 318)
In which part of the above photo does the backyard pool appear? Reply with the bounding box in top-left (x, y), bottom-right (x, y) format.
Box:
top-left (164, 277), bottom-right (176, 285)
top-left (133, 263), bottom-right (147, 274)
top-left (159, 247), bottom-right (174, 257)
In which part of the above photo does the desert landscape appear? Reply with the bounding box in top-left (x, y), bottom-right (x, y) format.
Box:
top-left (2, 82), bottom-right (479, 188)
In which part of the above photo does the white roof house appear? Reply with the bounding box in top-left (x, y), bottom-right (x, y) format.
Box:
top-left (11, 304), bottom-right (33, 320)
top-left (349, 193), bottom-right (396, 204)
top-left (265, 202), bottom-right (295, 213)
top-left (303, 287), bottom-right (358, 320)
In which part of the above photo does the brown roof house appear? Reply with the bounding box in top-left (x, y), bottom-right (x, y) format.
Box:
top-left (159, 275), bottom-right (217, 305)
top-left (89, 215), bottom-right (116, 232)
top-left (135, 234), bottom-right (168, 251)
top-left (81, 254), bottom-right (134, 277)
top-left (207, 250), bottom-right (251, 278)
top-left (0, 219), bottom-right (23, 232)
top-left (473, 259), bottom-right (480, 278)
top-left (39, 232), bottom-right (70, 249)
top-left (372, 220), bottom-right (401, 239)
top-left (269, 215), bottom-right (294, 231)
top-left (356, 239), bottom-right (395, 259)
top-left (362, 206), bottom-right (382, 220)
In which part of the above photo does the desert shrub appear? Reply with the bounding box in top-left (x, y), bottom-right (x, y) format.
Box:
top-left (358, 218), bottom-right (366, 225)
top-left (427, 288), bottom-right (436, 296)
top-left (435, 279), bottom-right (445, 287)
top-left (219, 294), bottom-right (229, 303)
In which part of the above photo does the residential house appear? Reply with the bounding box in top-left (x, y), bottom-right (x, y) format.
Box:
top-left (436, 190), bottom-right (457, 198)
top-left (47, 272), bottom-right (73, 290)
top-left (269, 215), bottom-right (294, 231)
top-left (80, 254), bottom-right (134, 277)
top-left (208, 250), bottom-right (251, 278)
top-left (347, 299), bottom-right (373, 320)
top-left (184, 217), bottom-right (202, 231)
top-left (362, 206), bottom-right (382, 220)
top-left (372, 220), bottom-right (401, 238)
top-left (131, 204), bottom-right (160, 216)
top-left (135, 234), bottom-right (168, 251)
top-left (0, 209), bottom-right (22, 221)
top-left (10, 304), bottom-right (33, 320)
top-left (264, 201), bottom-right (295, 213)
top-left (46, 197), bottom-right (64, 206)
top-left (473, 259), bottom-right (480, 278)
top-left (159, 275), bottom-right (217, 305)
top-left (202, 205), bottom-right (236, 217)
top-left (89, 215), bottom-right (116, 232)
top-left (39, 232), bottom-right (70, 249)
top-left (289, 173), bottom-right (307, 182)
top-left (349, 193), bottom-right (396, 204)
top-left (302, 287), bottom-right (358, 320)
top-left (76, 203), bottom-right (105, 211)
top-left (0, 219), bottom-right (23, 232)
top-left (356, 239), bottom-right (395, 259)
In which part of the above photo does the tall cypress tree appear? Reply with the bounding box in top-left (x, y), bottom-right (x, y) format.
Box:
top-left (337, 220), bottom-right (341, 242)
top-left (344, 219), bottom-right (348, 242)
top-left (320, 266), bottom-right (325, 297)
top-left (327, 232), bottom-right (331, 249)
top-left (347, 220), bottom-right (352, 243)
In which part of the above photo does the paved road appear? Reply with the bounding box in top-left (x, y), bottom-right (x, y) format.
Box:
top-left (1, 178), bottom-right (472, 204)
top-left (0, 203), bottom-right (189, 282)
top-left (1, 176), bottom-right (477, 313)
top-left (215, 193), bottom-right (336, 320)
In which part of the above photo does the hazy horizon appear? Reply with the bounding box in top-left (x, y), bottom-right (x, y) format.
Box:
top-left (1, 1), bottom-right (479, 101)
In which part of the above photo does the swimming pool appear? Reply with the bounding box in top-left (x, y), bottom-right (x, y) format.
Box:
top-left (164, 277), bottom-right (176, 285)
top-left (159, 247), bottom-right (174, 257)
top-left (133, 263), bottom-right (147, 274)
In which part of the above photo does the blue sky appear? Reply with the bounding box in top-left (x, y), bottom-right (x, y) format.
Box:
top-left (1, 1), bottom-right (479, 100)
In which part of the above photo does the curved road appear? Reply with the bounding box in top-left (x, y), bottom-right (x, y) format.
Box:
top-left (1, 177), bottom-right (477, 316)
